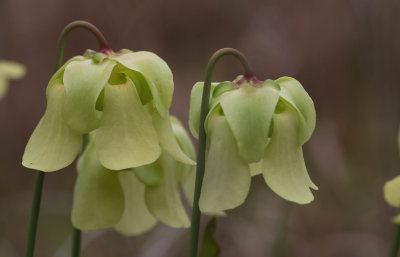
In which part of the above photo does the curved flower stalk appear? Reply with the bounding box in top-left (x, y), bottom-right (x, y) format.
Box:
top-left (71, 116), bottom-right (196, 234)
top-left (22, 49), bottom-right (195, 172)
top-left (189, 75), bottom-right (318, 213)
top-left (0, 61), bottom-right (26, 99)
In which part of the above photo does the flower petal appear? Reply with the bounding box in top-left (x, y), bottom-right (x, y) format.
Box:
top-left (153, 113), bottom-right (195, 165)
top-left (384, 175), bottom-right (400, 208)
top-left (71, 135), bottom-right (124, 230)
top-left (0, 61), bottom-right (26, 79)
top-left (276, 77), bottom-right (316, 145)
top-left (261, 105), bottom-right (317, 204)
top-left (115, 170), bottom-right (157, 235)
top-left (199, 114), bottom-right (251, 213)
top-left (113, 51), bottom-right (173, 117)
top-left (22, 83), bottom-right (82, 172)
top-left (95, 79), bottom-right (161, 170)
top-left (144, 153), bottom-right (190, 228)
top-left (63, 59), bottom-right (115, 133)
top-left (220, 82), bottom-right (279, 163)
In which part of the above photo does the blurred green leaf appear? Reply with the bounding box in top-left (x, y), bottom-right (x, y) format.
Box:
top-left (199, 217), bottom-right (220, 257)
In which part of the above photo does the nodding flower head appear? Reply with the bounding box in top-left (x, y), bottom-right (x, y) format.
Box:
top-left (22, 49), bottom-right (195, 172)
top-left (189, 76), bottom-right (318, 213)
top-left (71, 116), bottom-right (196, 234)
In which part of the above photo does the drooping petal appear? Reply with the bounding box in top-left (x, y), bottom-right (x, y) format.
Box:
top-left (188, 82), bottom-right (218, 138)
top-left (152, 112), bottom-right (195, 165)
top-left (276, 77), bottom-right (316, 145)
top-left (71, 135), bottom-right (124, 230)
top-left (22, 83), bottom-right (82, 172)
top-left (170, 116), bottom-right (197, 204)
top-left (0, 61), bottom-right (26, 79)
top-left (384, 175), bottom-right (400, 208)
top-left (95, 79), bottom-right (161, 170)
top-left (113, 51), bottom-right (174, 117)
top-left (115, 170), bottom-right (157, 235)
top-left (144, 153), bottom-right (190, 228)
top-left (0, 61), bottom-right (26, 99)
top-left (199, 114), bottom-right (251, 213)
top-left (63, 59), bottom-right (115, 133)
top-left (220, 82), bottom-right (279, 163)
top-left (261, 105), bottom-right (317, 204)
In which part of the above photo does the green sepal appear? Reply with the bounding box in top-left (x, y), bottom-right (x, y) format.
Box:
top-left (115, 170), bottom-right (157, 235)
top-left (199, 114), bottom-right (251, 213)
top-left (71, 135), bottom-right (124, 230)
top-left (275, 77), bottom-right (316, 145)
top-left (261, 104), bottom-right (317, 204)
top-left (113, 51), bottom-right (174, 117)
top-left (63, 58), bottom-right (115, 133)
top-left (95, 79), bottom-right (161, 170)
top-left (22, 83), bottom-right (82, 172)
top-left (220, 81), bottom-right (279, 163)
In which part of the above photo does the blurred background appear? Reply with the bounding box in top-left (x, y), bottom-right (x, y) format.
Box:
top-left (0, 0), bottom-right (400, 256)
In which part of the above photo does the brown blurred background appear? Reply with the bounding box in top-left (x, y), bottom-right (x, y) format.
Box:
top-left (1, 0), bottom-right (400, 256)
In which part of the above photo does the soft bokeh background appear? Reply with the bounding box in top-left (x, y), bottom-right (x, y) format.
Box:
top-left (1, 0), bottom-right (400, 256)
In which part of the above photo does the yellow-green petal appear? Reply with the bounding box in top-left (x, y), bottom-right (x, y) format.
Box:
top-left (220, 82), bottom-right (279, 163)
top-left (261, 106), bottom-right (317, 204)
top-left (22, 83), bottom-right (82, 172)
top-left (384, 175), bottom-right (400, 208)
top-left (115, 170), bottom-right (157, 235)
top-left (276, 77), bottom-right (316, 145)
top-left (153, 113), bottom-right (195, 165)
top-left (113, 51), bottom-right (173, 117)
top-left (95, 79), bottom-right (161, 170)
top-left (199, 114), bottom-right (251, 213)
top-left (71, 136), bottom-right (124, 230)
top-left (63, 59), bottom-right (115, 133)
top-left (144, 153), bottom-right (190, 228)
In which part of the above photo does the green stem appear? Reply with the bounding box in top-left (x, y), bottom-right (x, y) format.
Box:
top-left (55, 20), bottom-right (110, 70)
top-left (71, 228), bottom-right (81, 257)
top-left (24, 171), bottom-right (44, 257)
top-left (188, 48), bottom-right (252, 257)
top-left (24, 21), bottom-right (108, 257)
top-left (389, 223), bottom-right (400, 257)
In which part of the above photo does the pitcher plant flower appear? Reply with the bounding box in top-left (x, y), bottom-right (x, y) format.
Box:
top-left (189, 75), bottom-right (318, 213)
top-left (22, 49), bottom-right (195, 172)
top-left (72, 116), bottom-right (196, 234)
top-left (0, 60), bottom-right (26, 99)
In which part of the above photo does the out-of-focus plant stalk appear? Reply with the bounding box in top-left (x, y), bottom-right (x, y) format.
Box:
top-left (389, 222), bottom-right (400, 257)
top-left (24, 20), bottom-right (109, 257)
top-left (188, 48), bottom-right (252, 257)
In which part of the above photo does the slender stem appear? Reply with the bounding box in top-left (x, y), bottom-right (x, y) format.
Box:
top-left (389, 223), bottom-right (400, 257)
top-left (55, 20), bottom-right (110, 70)
top-left (24, 172), bottom-right (45, 257)
top-left (188, 48), bottom-right (252, 257)
top-left (24, 20), bottom-right (109, 257)
top-left (71, 228), bottom-right (81, 257)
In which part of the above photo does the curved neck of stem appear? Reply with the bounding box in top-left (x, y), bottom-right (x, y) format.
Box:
top-left (188, 48), bottom-right (252, 257)
top-left (54, 20), bottom-right (110, 70)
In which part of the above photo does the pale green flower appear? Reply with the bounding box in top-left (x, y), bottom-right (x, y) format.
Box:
top-left (22, 50), bottom-right (194, 172)
top-left (189, 76), bottom-right (318, 213)
top-left (71, 117), bottom-right (196, 233)
top-left (383, 126), bottom-right (400, 223)
top-left (0, 61), bottom-right (26, 99)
